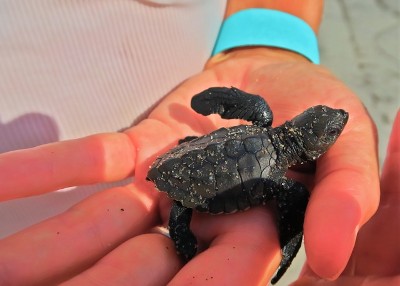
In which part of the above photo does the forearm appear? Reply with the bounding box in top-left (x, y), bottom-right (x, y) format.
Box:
top-left (225, 0), bottom-right (324, 33)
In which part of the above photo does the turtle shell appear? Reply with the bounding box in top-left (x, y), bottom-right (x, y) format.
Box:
top-left (147, 124), bottom-right (280, 213)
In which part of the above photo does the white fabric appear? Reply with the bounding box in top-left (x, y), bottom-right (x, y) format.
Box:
top-left (0, 0), bottom-right (226, 238)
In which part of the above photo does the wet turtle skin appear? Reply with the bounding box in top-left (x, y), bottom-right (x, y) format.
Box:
top-left (146, 87), bottom-right (349, 284)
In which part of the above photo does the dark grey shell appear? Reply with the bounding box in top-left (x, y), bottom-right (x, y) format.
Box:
top-left (146, 86), bottom-right (349, 285)
top-left (147, 124), bottom-right (283, 214)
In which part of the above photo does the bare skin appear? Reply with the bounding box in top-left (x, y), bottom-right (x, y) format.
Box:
top-left (0, 48), bottom-right (379, 285)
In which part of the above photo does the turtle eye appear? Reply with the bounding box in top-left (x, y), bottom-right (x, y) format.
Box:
top-left (327, 127), bottom-right (340, 137)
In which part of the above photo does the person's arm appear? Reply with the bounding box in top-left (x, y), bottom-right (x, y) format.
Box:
top-left (0, 1), bottom-right (380, 285)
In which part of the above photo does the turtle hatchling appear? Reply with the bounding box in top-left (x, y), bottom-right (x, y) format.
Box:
top-left (147, 87), bottom-right (348, 284)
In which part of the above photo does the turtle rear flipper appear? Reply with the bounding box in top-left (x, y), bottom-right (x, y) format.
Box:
top-left (270, 179), bottom-right (309, 284)
top-left (191, 87), bottom-right (273, 127)
top-left (169, 200), bottom-right (197, 262)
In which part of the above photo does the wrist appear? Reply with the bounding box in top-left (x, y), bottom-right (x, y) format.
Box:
top-left (225, 0), bottom-right (324, 33)
top-left (210, 8), bottom-right (320, 65)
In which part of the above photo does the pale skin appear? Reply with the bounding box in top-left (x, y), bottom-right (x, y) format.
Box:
top-left (0, 48), bottom-right (382, 285)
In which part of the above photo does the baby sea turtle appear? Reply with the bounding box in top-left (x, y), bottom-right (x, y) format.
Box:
top-left (147, 87), bottom-right (348, 284)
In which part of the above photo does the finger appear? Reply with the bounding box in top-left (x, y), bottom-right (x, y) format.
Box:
top-left (0, 184), bottom-right (158, 285)
top-left (0, 117), bottom-right (191, 201)
top-left (344, 110), bottom-right (400, 277)
top-left (169, 207), bottom-right (281, 286)
top-left (304, 112), bottom-right (380, 280)
top-left (293, 275), bottom-right (400, 286)
top-left (0, 133), bottom-right (136, 201)
top-left (385, 111), bottom-right (400, 156)
top-left (381, 110), bottom-right (400, 195)
top-left (61, 234), bottom-right (182, 286)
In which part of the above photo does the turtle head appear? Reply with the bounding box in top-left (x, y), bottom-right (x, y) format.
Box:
top-left (291, 105), bottom-right (349, 160)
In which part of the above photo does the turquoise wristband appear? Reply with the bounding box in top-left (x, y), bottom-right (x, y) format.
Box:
top-left (212, 9), bottom-right (320, 64)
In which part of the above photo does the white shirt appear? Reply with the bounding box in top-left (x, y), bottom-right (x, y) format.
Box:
top-left (0, 0), bottom-right (226, 237)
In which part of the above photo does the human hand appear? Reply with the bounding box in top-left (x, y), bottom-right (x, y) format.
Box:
top-left (0, 48), bottom-right (379, 285)
top-left (294, 111), bottom-right (400, 286)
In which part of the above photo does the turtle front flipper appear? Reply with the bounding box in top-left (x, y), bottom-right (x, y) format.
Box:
top-left (169, 200), bottom-right (197, 261)
top-left (178, 136), bottom-right (198, 144)
top-left (191, 87), bottom-right (273, 127)
top-left (271, 179), bottom-right (310, 284)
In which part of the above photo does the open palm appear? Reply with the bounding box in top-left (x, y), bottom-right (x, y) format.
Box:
top-left (0, 49), bottom-right (379, 285)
